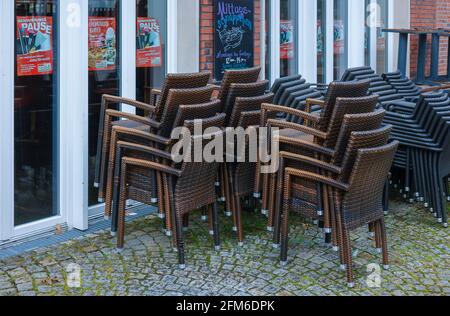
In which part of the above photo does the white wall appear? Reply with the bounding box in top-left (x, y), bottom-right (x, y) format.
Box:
top-left (176, 0), bottom-right (200, 73)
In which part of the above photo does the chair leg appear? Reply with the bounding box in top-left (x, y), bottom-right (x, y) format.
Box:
top-left (223, 165), bottom-right (232, 217)
top-left (379, 218), bottom-right (390, 269)
top-left (273, 160), bottom-right (285, 247)
top-left (261, 173), bottom-right (270, 215)
top-left (212, 202), bottom-right (221, 250)
top-left (163, 175), bottom-right (172, 236)
top-left (168, 177), bottom-right (185, 269)
top-left (234, 194), bottom-right (244, 246)
top-left (98, 114), bottom-right (112, 202)
top-left (342, 227), bottom-right (354, 288)
top-left (117, 162), bottom-right (128, 250)
top-left (156, 171), bottom-right (165, 220)
top-left (207, 206), bottom-right (214, 235)
top-left (280, 200), bottom-right (290, 265)
top-left (104, 129), bottom-right (118, 218)
top-left (267, 173), bottom-right (277, 232)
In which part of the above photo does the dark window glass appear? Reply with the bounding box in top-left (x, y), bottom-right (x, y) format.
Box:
top-left (334, 0), bottom-right (347, 80)
top-left (136, 0), bottom-right (167, 104)
top-left (88, 0), bottom-right (121, 206)
top-left (280, 0), bottom-right (298, 77)
top-left (264, 0), bottom-right (271, 81)
top-left (317, 0), bottom-right (326, 83)
top-left (14, 0), bottom-right (59, 226)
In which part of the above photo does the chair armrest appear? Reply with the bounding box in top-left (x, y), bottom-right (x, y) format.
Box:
top-left (268, 119), bottom-right (327, 139)
top-left (105, 109), bottom-right (162, 129)
top-left (117, 141), bottom-right (175, 162)
top-left (305, 98), bottom-right (325, 113)
top-left (262, 103), bottom-right (321, 124)
top-left (280, 152), bottom-right (342, 174)
top-left (285, 168), bottom-right (350, 191)
top-left (278, 136), bottom-right (335, 156)
top-left (121, 156), bottom-right (182, 177)
top-left (102, 94), bottom-right (156, 113)
top-left (111, 126), bottom-right (172, 146)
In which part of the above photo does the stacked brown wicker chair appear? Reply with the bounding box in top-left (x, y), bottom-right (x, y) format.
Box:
top-left (95, 72), bottom-right (211, 203)
top-left (270, 104), bottom-right (384, 250)
top-left (223, 93), bottom-right (275, 245)
top-left (279, 123), bottom-right (398, 286)
top-left (258, 80), bottom-right (371, 233)
top-left (115, 127), bottom-right (227, 268)
top-left (213, 67), bottom-right (262, 112)
top-left (103, 87), bottom-right (219, 236)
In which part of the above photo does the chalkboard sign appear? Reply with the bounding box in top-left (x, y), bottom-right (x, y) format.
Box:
top-left (214, 0), bottom-right (255, 81)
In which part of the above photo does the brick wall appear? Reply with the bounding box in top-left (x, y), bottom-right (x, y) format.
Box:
top-left (200, 0), bottom-right (261, 81)
top-left (410, 0), bottom-right (450, 77)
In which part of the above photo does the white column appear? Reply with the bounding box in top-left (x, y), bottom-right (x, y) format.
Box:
top-left (270, 0), bottom-right (281, 84)
top-left (167, 0), bottom-right (178, 73)
top-left (347, 0), bottom-right (366, 68)
top-left (120, 0), bottom-right (137, 109)
top-left (60, 0), bottom-right (89, 230)
top-left (299, 0), bottom-right (318, 82)
top-left (0, 0), bottom-right (15, 241)
top-left (260, 0), bottom-right (266, 80)
top-left (177, 0), bottom-right (199, 73)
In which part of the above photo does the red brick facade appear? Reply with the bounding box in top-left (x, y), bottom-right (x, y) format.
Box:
top-left (410, 0), bottom-right (450, 77)
top-left (200, 0), bottom-right (261, 81)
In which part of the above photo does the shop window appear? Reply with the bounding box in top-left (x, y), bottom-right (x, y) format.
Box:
top-left (280, 0), bottom-right (298, 78)
top-left (334, 0), bottom-right (348, 80)
top-left (317, 0), bottom-right (327, 83)
top-left (14, 0), bottom-right (59, 225)
top-left (88, 0), bottom-right (121, 206)
top-left (365, 0), bottom-right (388, 73)
top-left (136, 0), bottom-right (167, 104)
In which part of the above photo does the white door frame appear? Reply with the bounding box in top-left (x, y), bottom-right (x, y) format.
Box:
top-left (299, 0), bottom-right (318, 82)
top-left (269, 0), bottom-right (280, 85)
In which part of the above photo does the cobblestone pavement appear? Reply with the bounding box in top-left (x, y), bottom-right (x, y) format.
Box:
top-left (0, 200), bottom-right (448, 296)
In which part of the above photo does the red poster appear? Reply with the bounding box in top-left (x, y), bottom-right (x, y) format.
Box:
top-left (16, 16), bottom-right (53, 77)
top-left (136, 17), bottom-right (163, 68)
top-left (89, 17), bottom-right (117, 71)
top-left (280, 20), bottom-right (295, 60)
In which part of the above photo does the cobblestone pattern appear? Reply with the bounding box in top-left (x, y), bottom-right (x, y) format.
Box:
top-left (0, 201), bottom-right (448, 296)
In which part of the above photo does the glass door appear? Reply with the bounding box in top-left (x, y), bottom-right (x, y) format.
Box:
top-left (14, 0), bottom-right (59, 226)
top-left (333, 0), bottom-right (348, 80)
top-left (88, 0), bottom-right (121, 206)
top-left (136, 0), bottom-right (167, 104)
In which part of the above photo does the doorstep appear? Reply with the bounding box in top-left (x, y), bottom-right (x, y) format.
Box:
top-left (0, 206), bottom-right (157, 261)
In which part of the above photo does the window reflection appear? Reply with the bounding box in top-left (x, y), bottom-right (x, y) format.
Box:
top-left (88, 0), bottom-right (121, 206)
top-left (14, 0), bottom-right (59, 226)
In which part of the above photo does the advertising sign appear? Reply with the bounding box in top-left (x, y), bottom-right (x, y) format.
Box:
top-left (214, 0), bottom-right (254, 81)
top-left (136, 17), bottom-right (163, 68)
top-left (280, 20), bottom-right (294, 60)
top-left (89, 17), bottom-right (117, 71)
top-left (16, 16), bottom-right (53, 77)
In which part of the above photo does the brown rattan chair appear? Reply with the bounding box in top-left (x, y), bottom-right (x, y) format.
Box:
top-left (272, 109), bottom-right (387, 249)
top-left (257, 80), bottom-right (371, 219)
top-left (106, 100), bottom-right (224, 237)
top-left (101, 85), bottom-right (214, 214)
top-left (221, 94), bottom-right (275, 245)
top-left (115, 127), bottom-right (227, 268)
top-left (279, 132), bottom-right (398, 287)
top-left (261, 94), bottom-right (377, 237)
top-left (214, 67), bottom-right (262, 112)
top-left (94, 72), bottom-right (211, 201)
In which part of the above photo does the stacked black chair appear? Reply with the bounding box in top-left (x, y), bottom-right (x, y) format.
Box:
top-left (270, 75), bottom-right (326, 122)
top-left (384, 91), bottom-right (450, 227)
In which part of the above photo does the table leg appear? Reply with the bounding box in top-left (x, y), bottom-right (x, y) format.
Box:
top-left (398, 33), bottom-right (409, 76)
top-left (430, 33), bottom-right (440, 81)
top-left (416, 34), bottom-right (428, 84)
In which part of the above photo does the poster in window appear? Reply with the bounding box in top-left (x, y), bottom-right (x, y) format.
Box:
top-left (88, 17), bottom-right (117, 71)
top-left (334, 20), bottom-right (345, 54)
top-left (214, 0), bottom-right (254, 81)
top-left (136, 17), bottom-right (163, 68)
top-left (280, 20), bottom-right (294, 60)
top-left (16, 16), bottom-right (53, 77)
